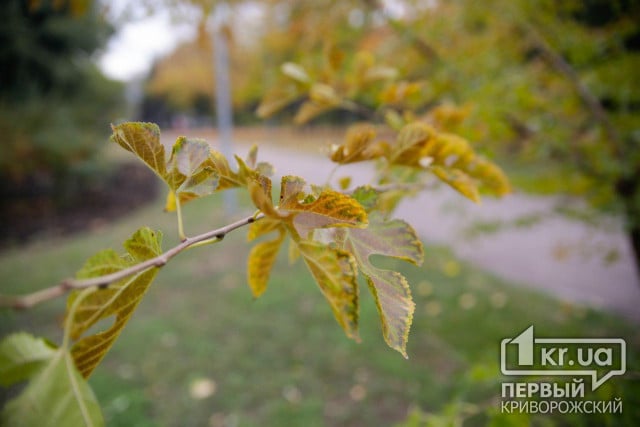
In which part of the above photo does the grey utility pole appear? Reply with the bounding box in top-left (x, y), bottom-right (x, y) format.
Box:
top-left (211, 3), bottom-right (236, 215)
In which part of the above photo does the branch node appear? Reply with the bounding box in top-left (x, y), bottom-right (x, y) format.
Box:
top-left (155, 257), bottom-right (168, 267)
top-left (14, 300), bottom-right (29, 311)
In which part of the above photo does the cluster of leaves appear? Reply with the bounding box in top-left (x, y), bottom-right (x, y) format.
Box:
top-left (1, 227), bottom-right (162, 426)
top-left (108, 121), bottom-right (431, 356)
top-left (247, 50), bottom-right (509, 354)
top-left (258, 49), bottom-right (510, 205)
top-left (0, 44), bottom-right (510, 425)
top-left (257, 46), bottom-right (424, 125)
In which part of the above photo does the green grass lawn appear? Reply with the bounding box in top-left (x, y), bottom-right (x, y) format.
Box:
top-left (1, 193), bottom-right (639, 427)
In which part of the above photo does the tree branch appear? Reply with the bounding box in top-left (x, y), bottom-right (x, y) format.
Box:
top-left (0, 213), bottom-right (264, 310)
top-left (363, 0), bottom-right (440, 63)
top-left (527, 27), bottom-right (623, 159)
top-left (385, 17), bottom-right (440, 63)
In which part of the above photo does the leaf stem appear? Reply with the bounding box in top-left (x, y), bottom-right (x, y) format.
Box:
top-left (0, 213), bottom-right (265, 310)
top-left (176, 197), bottom-right (186, 241)
top-left (325, 164), bottom-right (341, 187)
top-left (185, 236), bottom-right (223, 250)
top-left (63, 288), bottom-right (94, 350)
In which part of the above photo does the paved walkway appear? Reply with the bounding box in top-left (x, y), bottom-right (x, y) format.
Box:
top-left (246, 143), bottom-right (640, 323)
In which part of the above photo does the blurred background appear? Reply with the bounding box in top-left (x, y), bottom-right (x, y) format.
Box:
top-left (1, 0), bottom-right (639, 425)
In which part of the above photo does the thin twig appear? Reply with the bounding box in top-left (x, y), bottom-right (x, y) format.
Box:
top-left (340, 100), bottom-right (378, 121)
top-left (525, 25), bottom-right (623, 159)
top-left (348, 180), bottom-right (436, 196)
top-left (365, 0), bottom-right (440, 63)
top-left (385, 17), bottom-right (440, 63)
top-left (0, 213), bottom-right (264, 310)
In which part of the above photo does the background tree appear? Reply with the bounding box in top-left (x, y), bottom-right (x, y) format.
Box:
top-left (141, 19), bottom-right (264, 125)
top-left (365, 0), bottom-right (640, 269)
top-left (0, 0), bottom-right (123, 202)
top-left (138, 0), bottom-right (396, 125)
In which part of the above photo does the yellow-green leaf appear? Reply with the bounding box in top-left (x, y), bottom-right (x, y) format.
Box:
top-left (281, 62), bottom-right (312, 85)
top-left (252, 176), bottom-right (367, 236)
top-left (2, 349), bottom-right (104, 427)
top-left (324, 43), bottom-right (345, 73)
top-left (248, 176), bottom-right (279, 218)
top-left (247, 216), bottom-right (283, 241)
top-left (247, 229), bottom-right (285, 298)
top-left (389, 123), bottom-right (511, 202)
top-left (66, 227), bottom-right (162, 377)
top-left (288, 237), bottom-right (301, 264)
top-left (246, 176), bottom-right (367, 310)
top-left (0, 333), bottom-right (57, 387)
top-left (466, 157), bottom-right (511, 196)
top-left (384, 110), bottom-right (406, 131)
top-left (379, 81), bottom-right (423, 105)
top-left (427, 103), bottom-right (471, 131)
top-left (390, 122), bottom-right (437, 165)
top-left (243, 146), bottom-right (274, 181)
top-left (309, 83), bottom-right (341, 105)
top-left (278, 175), bottom-right (307, 207)
top-left (204, 151), bottom-right (244, 191)
top-left (342, 213), bottom-right (423, 357)
top-left (167, 137), bottom-right (219, 196)
top-left (124, 227), bottom-right (162, 261)
top-left (111, 123), bottom-right (274, 212)
top-left (246, 144), bottom-right (258, 168)
top-left (166, 149), bottom-right (269, 212)
top-left (169, 137), bottom-right (209, 179)
top-left (163, 138), bottom-right (224, 211)
top-left (111, 122), bottom-right (166, 178)
top-left (338, 176), bottom-right (352, 190)
top-left (279, 184), bottom-right (368, 237)
top-left (235, 154), bottom-right (262, 184)
top-left (278, 178), bottom-right (364, 221)
top-left (431, 166), bottom-right (480, 203)
top-left (351, 186), bottom-right (380, 212)
top-left (111, 123), bottom-right (223, 211)
top-left (329, 124), bottom-right (389, 164)
top-left (294, 100), bottom-right (334, 125)
top-left (246, 211), bottom-right (287, 298)
top-left (297, 240), bottom-right (359, 340)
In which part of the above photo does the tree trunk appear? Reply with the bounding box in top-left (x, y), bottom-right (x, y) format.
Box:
top-left (617, 174), bottom-right (640, 281)
top-left (629, 224), bottom-right (640, 280)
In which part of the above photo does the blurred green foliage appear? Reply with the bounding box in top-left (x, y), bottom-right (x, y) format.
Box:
top-left (379, 0), bottom-right (640, 264)
top-left (0, 0), bottom-right (123, 199)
